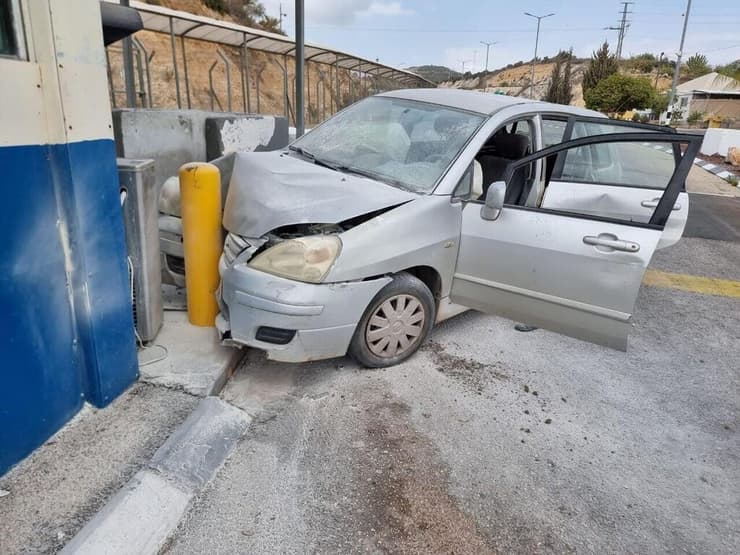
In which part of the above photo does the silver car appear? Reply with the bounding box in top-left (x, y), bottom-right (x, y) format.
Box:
top-left (216, 89), bottom-right (700, 367)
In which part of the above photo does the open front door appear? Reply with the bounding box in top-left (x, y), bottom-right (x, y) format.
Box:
top-left (548, 116), bottom-right (689, 249)
top-left (450, 132), bottom-right (701, 350)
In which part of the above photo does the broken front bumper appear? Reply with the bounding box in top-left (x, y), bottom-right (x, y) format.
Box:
top-left (217, 259), bottom-right (391, 363)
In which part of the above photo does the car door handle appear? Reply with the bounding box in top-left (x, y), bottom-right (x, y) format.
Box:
top-left (641, 198), bottom-right (681, 210)
top-left (583, 235), bottom-right (640, 252)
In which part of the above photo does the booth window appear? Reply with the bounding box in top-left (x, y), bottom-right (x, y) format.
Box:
top-left (0, 0), bottom-right (23, 58)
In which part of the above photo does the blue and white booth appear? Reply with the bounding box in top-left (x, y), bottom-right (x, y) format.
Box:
top-left (0, 0), bottom-right (138, 474)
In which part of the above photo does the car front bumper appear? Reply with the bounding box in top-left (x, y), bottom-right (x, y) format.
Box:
top-left (218, 259), bottom-right (391, 363)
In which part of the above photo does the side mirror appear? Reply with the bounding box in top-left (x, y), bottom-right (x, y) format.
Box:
top-left (480, 181), bottom-right (506, 221)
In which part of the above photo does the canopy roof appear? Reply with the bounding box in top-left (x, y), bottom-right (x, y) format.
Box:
top-left (110, 0), bottom-right (433, 88)
top-left (677, 72), bottom-right (740, 95)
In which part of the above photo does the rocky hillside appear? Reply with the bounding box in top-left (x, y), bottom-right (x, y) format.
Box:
top-left (438, 58), bottom-right (675, 108)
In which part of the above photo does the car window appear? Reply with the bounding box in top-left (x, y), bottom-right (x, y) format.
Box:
top-left (560, 141), bottom-right (677, 189)
top-left (571, 120), bottom-right (659, 138)
top-left (292, 97), bottom-right (485, 193)
top-left (542, 118), bottom-right (567, 147)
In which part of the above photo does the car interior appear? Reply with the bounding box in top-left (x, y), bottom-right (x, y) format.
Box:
top-left (467, 119), bottom-right (540, 206)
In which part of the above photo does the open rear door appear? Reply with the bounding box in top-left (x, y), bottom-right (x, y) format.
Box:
top-left (450, 132), bottom-right (701, 350)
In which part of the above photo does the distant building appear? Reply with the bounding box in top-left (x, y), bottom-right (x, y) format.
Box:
top-left (664, 72), bottom-right (740, 123)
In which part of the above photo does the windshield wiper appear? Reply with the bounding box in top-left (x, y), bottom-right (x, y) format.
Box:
top-left (288, 146), bottom-right (343, 171)
top-left (334, 165), bottom-right (413, 192)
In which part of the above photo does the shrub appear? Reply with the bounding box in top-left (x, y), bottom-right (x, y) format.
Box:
top-left (687, 111), bottom-right (704, 124)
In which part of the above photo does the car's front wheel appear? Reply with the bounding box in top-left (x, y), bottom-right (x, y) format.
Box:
top-left (349, 272), bottom-right (435, 368)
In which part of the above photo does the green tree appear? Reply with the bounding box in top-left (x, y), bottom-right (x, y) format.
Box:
top-left (584, 73), bottom-right (654, 113)
top-left (544, 59), bottom-right (563, 103)
top-left (544, 49), bottom-right (574, 105)
top-left (683, 53), bottom-right (710, 79)
top-left (716, 61), bottom-right (740, 81)
top-left (582, 42), bottom-right (619, 97)
top-left (627, 53), bottom-right (657, 73)
top-left (649, 92), bottom-right (669, 117)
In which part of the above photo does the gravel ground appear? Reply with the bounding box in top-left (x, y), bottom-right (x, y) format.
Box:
top-left (167, 234), bottom-right (739, 554)
top-left (0, 383), bottom-right (198, 554)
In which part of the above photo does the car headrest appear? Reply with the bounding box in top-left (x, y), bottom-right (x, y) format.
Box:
top-left (493, 133), bottom-right (530, 159)
top-left (434, 114), bottom-right (465, 135)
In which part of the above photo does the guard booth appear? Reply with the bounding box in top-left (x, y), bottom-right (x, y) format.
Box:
top-left (0, 0), bottom-right (139, 474)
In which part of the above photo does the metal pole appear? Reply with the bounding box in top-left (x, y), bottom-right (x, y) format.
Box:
top-left (295, 0), bottom-right (305, 137)
top-left (217, 49), bottom-right (232, 112)
top-left (666, 0), bottom-right (692, 122)
top-left (524, 12), bottom-right (554, 99)
top-left (180, 36), bottom-right (191, 109)
top-left (121, 0), bottom-right (136, 107)
top-left (335, 55), bottom-right (341, 111)
top-left (169, 17), bottom-right (182, 109)
top-left (131, 40), bottom-right (145, 107)
top-left (241, 36), bottom-right (251, 113)
top-left (306, 60), bottom-right (311, 124)
top-left (480, 41), bottom-right (496, 72)
top-left (105, 47), bottom-right (116, 108)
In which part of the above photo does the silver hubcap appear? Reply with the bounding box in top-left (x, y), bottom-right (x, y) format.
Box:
top-left (366, 294), bottom-right (425, 358)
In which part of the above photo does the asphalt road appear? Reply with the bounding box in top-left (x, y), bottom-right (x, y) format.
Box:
top-left (166, 193), bottom-right (739, 554)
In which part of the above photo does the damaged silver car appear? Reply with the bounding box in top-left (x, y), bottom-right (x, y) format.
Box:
top-left (217, 89), bottom-right (700, 367)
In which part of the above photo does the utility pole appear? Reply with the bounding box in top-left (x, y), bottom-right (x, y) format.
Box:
top-left (295, 0), bottom-right (305, 137)
top-left (480, 41), bottom-right (497, 72)
top-left (666, 0), bottom-right (692, 122)
top-left (616, 2), bottom-right (633, 59)
top-left (654, 51), bottom-right (665, 88)
top-left (278, 3), bottom-right (288, 33)
top-left (524, 12), bottom-right (554, 99)
top-left (459, 59), bottom-right (471, 74)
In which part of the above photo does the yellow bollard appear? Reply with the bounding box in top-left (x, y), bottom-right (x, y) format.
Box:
top-left (179, 162), bottom-right (222, 326)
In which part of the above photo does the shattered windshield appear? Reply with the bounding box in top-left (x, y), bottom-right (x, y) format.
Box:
top-left (291, 96), bottom-right (485, 193)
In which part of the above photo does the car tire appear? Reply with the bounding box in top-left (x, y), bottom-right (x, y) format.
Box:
top-left (348, 272), bottom-right (436, 368)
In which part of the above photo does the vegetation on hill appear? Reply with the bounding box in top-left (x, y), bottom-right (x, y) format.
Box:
top-left (407, 65), bottom-right (462, 84)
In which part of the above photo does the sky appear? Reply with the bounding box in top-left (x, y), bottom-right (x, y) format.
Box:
top-left (260, 0), bottom-right (740, 73)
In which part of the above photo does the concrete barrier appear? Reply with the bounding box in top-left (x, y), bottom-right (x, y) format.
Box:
top-left (701, 128), bottom-right (740, 157)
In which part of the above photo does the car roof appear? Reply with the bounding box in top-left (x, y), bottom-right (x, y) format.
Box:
top-left (378, 88), bottom-right (605, 118)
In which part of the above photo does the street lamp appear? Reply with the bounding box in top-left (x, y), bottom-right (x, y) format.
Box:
top-left (459, 59), bottom-right (471, 74)
top-left (524, 11), bottom-right (554, 99)
top-left (480, 41), bottom-right (497, 72)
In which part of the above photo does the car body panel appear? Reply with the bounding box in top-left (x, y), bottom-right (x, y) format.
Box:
top-left (451, 205), bottom-right (662, 350)
top-left (218, 261), bottom-right (391, 362)
top-left (222, 150), bottom-right (417, 238)
top-left (325, 195), bottom-right (461, 297)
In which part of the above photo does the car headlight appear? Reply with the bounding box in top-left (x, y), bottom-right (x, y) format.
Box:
top-left (248, 235), bottom-right (341, 283)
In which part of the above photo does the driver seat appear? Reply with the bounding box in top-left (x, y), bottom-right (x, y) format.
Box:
top-left (476, 133), bottom-right (531, 199)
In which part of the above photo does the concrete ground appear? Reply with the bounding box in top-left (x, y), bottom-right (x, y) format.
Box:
top-left (167, 193), bottom-right (739, 554)
top-left (0, 384), bottom-right (198, 554)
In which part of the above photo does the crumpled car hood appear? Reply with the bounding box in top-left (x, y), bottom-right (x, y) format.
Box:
top-left (223, 151), bottom-right (417, 238)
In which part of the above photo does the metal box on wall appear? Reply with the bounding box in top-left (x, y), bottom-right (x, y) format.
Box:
top-left (119, 158), bottom-right (163, 343)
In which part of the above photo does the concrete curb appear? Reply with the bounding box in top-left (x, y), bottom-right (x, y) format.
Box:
top-left (61, 397), bottom-right (250, 555)
top-left (647, 142), bottom-right (739, 182)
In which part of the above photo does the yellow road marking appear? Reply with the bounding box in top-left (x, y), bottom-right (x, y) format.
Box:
top-left (643, 269), bottom-right (740, 298)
